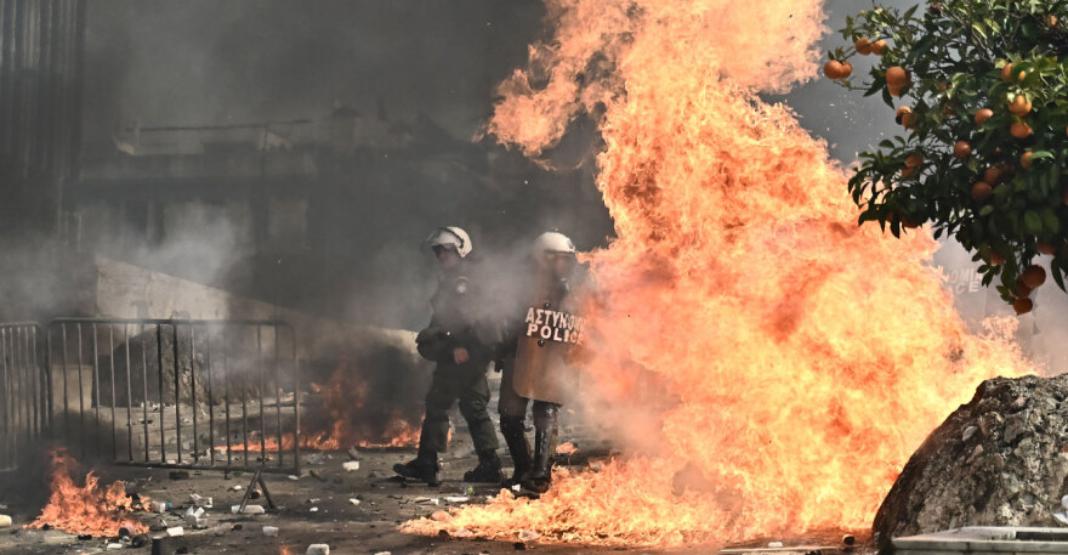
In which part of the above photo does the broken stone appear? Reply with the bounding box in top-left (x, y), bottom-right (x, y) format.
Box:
top-left (228, 485), bottom-right (243, 492)
top-left (165, 526), bottom-right (184, 537)
top-left (518, 530), bottom-right (540, 542)
top-left (262, 526), bottom-right (279, 537)
top-left (348, 498), bottom-right (361, 506)
top-left (874, 374), bottom-right (1068, 552)
top-left (287, 474), bottom-right (300, 481)
top-left (961, 425), bottom-right (978, 443)
top-left (305, 544), bottom-right (330, 555)
top-left (106, 542), bottom-right (124, 550)
top-left (444, 496), bottom-right (470, 503)
top-left (231, 504), bottom-right (266, 515)
top-left (342, 461), bottom-right (360, 472)
top-left (0, 515), bottom-right (11, 528)
top-left (347, 447), bottom-right (360, 460)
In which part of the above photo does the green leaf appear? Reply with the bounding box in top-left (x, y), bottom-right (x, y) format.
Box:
top-left (1025, 210), bottom-right (1043, 234)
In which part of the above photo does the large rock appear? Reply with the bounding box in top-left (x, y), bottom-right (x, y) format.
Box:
top-left (873, 374), bottom-right (1068, 551)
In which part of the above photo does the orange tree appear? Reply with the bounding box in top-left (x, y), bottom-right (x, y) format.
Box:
top-left (830, 1), bottom-right (1068, 314)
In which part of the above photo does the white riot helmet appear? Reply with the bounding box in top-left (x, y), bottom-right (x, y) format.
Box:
top-left (532, 231), bottom-right (576, 261)
top-left (426, 226), bottom-right (472, 258)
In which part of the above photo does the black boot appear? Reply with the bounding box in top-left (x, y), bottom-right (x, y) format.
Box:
top-left (500, 416), bottom-right (532, 487)
top-left (463, 450), bottom-right (504, 483)
top-left (521, 404), bottom-right (558, 495)
top-left (393, 449), bottom-right (441, 486)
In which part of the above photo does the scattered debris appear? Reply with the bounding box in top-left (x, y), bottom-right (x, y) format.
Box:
top-left (348, 498), bottom-right (361, 507)
top-left (106, 542), bottom-right (124, 550)
top-left (154, 501), bottom-right (173, 514)
top-left (309, 506), bottom-right (319, 513)
top-left (165, 526), bottom-right (184, 537)
top-left (231, 504), bottom-right (266, 515)
top-left (228, 485), bottom-right (243, 492)
top-left (413, 497), bottom-right (439, 505)
top-left (768, 541), bottom-right (784, 548)
top-left (306, 543), bottom-right (330, 555)
top-left (287, 475), bottom-right (300, 481)
top-left (189, 494), bottom-right (212, 508)
top-left (309, 470), bottom-right (327, 482)
top-left (342, 461), bottom-right (360, 472)
top-left (444, 496), bottom-right (469, 503)
top-left (262, 526), bottom-right (279, 537)
top-left (183, 507), bottom-right (206, 529)
top-left (430, 510), bottom-right (451, 522)
top-left (0, 515), bottom-right (11, 528)
top-left (347, 447), bottom-right (360, 461)
top-left (518, 530), bottom-right (540, 542)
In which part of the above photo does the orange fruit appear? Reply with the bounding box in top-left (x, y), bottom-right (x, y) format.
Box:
top-left (1021, 265), bottom-right (1047, 289)
top-left (971, 181), bottom-right (993, 201)
top-left (895, 105), bottom-right (913, 125)
top-left (1013, 297), bottom-right (1034, 315)
top-left (1020, 150), bottom-right (1034, 169)
top-left (1015, 280), bottom-right (1034, 298)
top-left (953, 140), bottom-right (972, 159)
top-left (824, 60), bottom-right (845, 79)
top-left (983, 166), bottom-right (1003, 184)
top-left (1038, 242), bottom-right (1059, 256)
top-left (1001, 63), bottom-right (1015, 82)
top-left (905, 152), bottom-right (924, 168)
top-left (974, 108), bottom-right (994, 125)
top-left (989, 252), bottom-right (1006, 266)
top-left (1009, 95), bottom-right (1032, 116)
top-left (855, 37), bottom-right (872, 55)
top-left (839, 61), bottom-right (853, 79)
top-left (901, 165), bottom-right (919, 178)
top-left (1011, 121), bottom-right (1033, 139)
top-left (871, 39), bottom-right (888, 55)
top-left (1048, 14), bottom-right (1059, 27)
top-left (886, 66), bottom-right (909, 87)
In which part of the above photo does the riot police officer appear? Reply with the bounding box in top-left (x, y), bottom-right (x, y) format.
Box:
top-left (393, 226), bottom-right (503, 486)
top-left (498, 231), bottom-right (588, 494)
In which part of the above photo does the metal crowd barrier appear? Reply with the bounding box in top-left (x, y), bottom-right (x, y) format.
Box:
top-left (0, 323), bottom-right (46, 472)
top-left (46, 318), bottom-right (301, 474)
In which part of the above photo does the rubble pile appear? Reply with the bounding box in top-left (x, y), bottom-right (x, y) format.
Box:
top-left (874, 374), bottom-right (1068, 549)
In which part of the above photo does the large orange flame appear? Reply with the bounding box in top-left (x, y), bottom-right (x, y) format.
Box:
top-left (28, 448), bottom-right (148, 537)
top-left (403, 0), bottom-right (1032, 548)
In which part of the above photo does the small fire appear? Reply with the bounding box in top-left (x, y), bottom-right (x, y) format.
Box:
top-left (404, 0), bottom-right (1032, 548)
top-left (217, 418), bottom-right (422, 454)
top-left (215, 359), bottom-right (429, 455)
top-left (28, 448), bottom-right (149, 537)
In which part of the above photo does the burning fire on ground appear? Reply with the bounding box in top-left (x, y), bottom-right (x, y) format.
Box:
top-left (28, 448), bottom-right (149, 537)
top-left (404, 0), bottom-right (1032, 548)
top-left (216, 359), bottom-right (427, 454)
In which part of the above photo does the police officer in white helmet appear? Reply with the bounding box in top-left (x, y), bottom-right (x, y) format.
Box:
top-left (393, 226), bottom-right (503, 486)
top-left (497, 231), bottom-right (589, 494)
